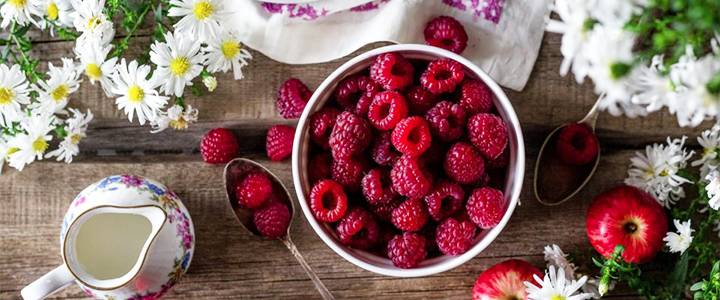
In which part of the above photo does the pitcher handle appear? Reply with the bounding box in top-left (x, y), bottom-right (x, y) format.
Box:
top-left (21, 265), bottom-right (75, 300)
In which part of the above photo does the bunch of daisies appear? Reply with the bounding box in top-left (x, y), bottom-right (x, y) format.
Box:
top-left (0, 0), bottom-right (252, 172)
top-left (547, 0), bottom-right (720, 127)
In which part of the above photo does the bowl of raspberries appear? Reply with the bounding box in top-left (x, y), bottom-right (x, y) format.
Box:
top-left (291, 44), bottom-right (524, 277)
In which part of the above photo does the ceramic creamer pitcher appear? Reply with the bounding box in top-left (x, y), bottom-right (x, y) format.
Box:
top-left (21, 175), bottom-right (195, 300)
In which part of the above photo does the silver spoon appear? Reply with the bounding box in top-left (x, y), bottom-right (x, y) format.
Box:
top-left (533, 94), bottom-right (603, 206)
top-left (224, 158), bottom-right (335, 300)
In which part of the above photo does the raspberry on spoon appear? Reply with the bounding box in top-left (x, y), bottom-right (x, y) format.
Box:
top-left (555, 122), bottom-right (599, 165)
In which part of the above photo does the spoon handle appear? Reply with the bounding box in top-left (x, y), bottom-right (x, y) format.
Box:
top-left (281, 235), bottom-right (336, 300)
top-left (579, 93), bottom-right (605, 129)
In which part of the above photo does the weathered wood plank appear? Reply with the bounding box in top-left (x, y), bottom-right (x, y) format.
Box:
top-left (0, 151), bottom-right (645, 299)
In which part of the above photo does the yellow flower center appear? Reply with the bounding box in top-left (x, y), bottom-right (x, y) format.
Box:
top-left (9, 0), bottom-right (26, 8)
top-left (51, 84), bottom-right (69, 103)
top-left (193, 1), bottom-right (213, 20)
top-left (85, 63), bottom-right (103, 80)
top-left (170, 118), bottom-right (188, 130)
top-left (32, 137), bottom-right (48, 153)
top-left (87, 17), bottom-right (101, 31)
top-left (703, 147), bottom-right (716, 157)
top-left (170, 57), bottom-right (190, 76)
top-left (47, 2), bottom-right (58, 20)
top-left (0, 87), bottom-right (13, 105)
top-left (71, 134), bottom-right (83, 145)
top-left (221, 41), bottom-right (240, 59)
top-left (6, 147), bottom-right (19, 158)
top-left (550, 295), bottom-right (565, 300)
top-left (128, 85), bottom-right (145, 102)
top-left (659, 169), bottom-right (669, 177)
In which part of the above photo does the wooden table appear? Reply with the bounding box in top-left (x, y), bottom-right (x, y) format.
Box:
top-left (0, 29), bottom-right (705, 299)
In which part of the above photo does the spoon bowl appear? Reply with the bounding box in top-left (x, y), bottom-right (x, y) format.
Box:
top-left (533, 94), bottom-right (603, 206)
top-left (224, 158), bottom-right (335, 300)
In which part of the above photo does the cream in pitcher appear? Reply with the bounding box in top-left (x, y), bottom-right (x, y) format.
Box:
top-left (21, 175), bottom-right (195, 300)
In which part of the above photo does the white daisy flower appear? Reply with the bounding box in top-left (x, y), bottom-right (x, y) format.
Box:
top-left (38, 0), bottom-right (74, 31)
top-left (706, 173), bottom-right (720, 210)
top-left (582, 24), bottom-right (644, 117)
top-left (202, 75), bottom-right (217, 91)
top-left (110, 59), bottom-right (169, 125)
top-left (587, 0), bottom-right (647, 26)
top-left (624, 136), bottom-right (693, 208)
top-left (0, 64), bottom-right (32, 127)
top-left (543, 245), bottom-right (612, 299)
top-left (545, 0), bottom-right (592, 81)
top-left (667, 47), bottom-right (720, 127)
top-left (150, 104), bottom-right (198, 133)
top-left (524, 265), bottom-right (595, 300)
top-left (69, 0), bottom-right (114, 47)
top-left (150, 31), bottom-right (206, 97)
top-left (31, 58), bottom-right (81, 114)
top-left (0, 136), bottom-right (10, 174)
top-left (46, 108), bottom-right (92, 163)
top-left (663, 219), bottom-right (694, 254)
top-left (168, 0), bottom-right (230, 42)
top-left (75, 41), bottom-right (118, 97)
top-left (692, 124), bottom-right (720, 180)
top-left (628, 55), bottom-right (675, 113)
top-left (204, 29), bottom-right (253, 80)
top-left (7, 112), bottom-right (54, 171)
top-left (0, 0), bottom-right (42, 28)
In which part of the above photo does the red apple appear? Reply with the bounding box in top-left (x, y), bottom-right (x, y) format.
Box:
top-left (586, 185), bottom-right (668, 264)
top-left (472, 259), bottom-right (542, 300)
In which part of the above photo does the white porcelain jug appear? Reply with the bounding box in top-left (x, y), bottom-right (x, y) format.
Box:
top-left (21, 175), bottom-right (195, 300)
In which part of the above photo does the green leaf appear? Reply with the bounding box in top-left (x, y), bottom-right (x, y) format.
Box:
top-left (691, 281), bottom-right (705, 291)
top-left (12, 25), bottom-right (31, 36)
top-left (707, 71), bottom-right (720, 96)
top-left (665, 251), bottom-right (690, 299)
top-left (610, 62), bottom-right (633, 80)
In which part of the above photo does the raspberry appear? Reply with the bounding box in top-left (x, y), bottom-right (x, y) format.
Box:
top-left (424, 16), bottom-right (469, 54)
top-left (555, 122), bottom-right (599, 165)
top-left (391, 117), bottom-right (432, 156)
top-left (253, 202), bottom-right (291, 239)
top-left (387, 232), bottom-right (427, 269)
top-left (309, 107), bottom-right (341, 150)
top-left (369, 130), bottom-right (400, 167)
top-left (459, 79), bottom-right (493, 115)
top-left (420, 58), bottom-right (464, 95)
top-left (436, 217), bottom-right (476, 255)
top-left (405, 86), bottom-right (439, 116)
top-left (391, 198), bottom-right (429, 232)
top-left (424, 101), bottom-right (467, 142)
top-left (424, 179), bottom-right (465, 221)
top-left (391, 155), bottom-right (434, 198)
top-left (466, 187), bottom-right (504, 229)
top-left (467, 113), bottom-right (508, 159)
top-left (310, 179), bottom-right (348, 222)
top-left (444, 142), bottom-right (485, 184)
top-left (485, 148), bottom-right (509, 170)
top-left (328, 111), bottom-right (372, 160)
top-left (200, 128), bottom-right (238, 164)
top-left (368, 91), bottom-right (409, 130)
top-left (370, 52), bottom-right (414, 91)
top-left (266, 125), bottom-right (295, 162)
top-left (361, 168), bottom-right (395, 206)
top-left (276, 78), bottom-right (312, 119)
top-left (308, 152), bottom-right (332, 184)
top-left (336, 207), bottom-right (380, 249)
top-left (370, 196), bottom-right (403, 222)
top-left (331, 155), bottom-right (372, 193)
top-left (236, 172), bottom-right (272, 210)
top-left (334, 76), bottom-right (379, 116)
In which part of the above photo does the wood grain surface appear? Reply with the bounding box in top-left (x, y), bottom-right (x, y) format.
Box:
top-left (0, 29), bottom-right (707, 299)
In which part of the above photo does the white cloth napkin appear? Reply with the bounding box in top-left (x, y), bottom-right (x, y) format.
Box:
top-left (226, 0), bottom-right (553, 91)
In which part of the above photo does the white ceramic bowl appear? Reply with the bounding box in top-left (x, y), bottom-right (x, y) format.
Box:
top-left (292, 44), bottom-right (525, 277)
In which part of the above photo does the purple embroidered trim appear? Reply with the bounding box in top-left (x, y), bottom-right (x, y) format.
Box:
top-left (261, 3), bottom-right (329, 20)
top-left (442, 0), bottom-right (506, 23)
top-left (350, 0), bottom-right (390, 12)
